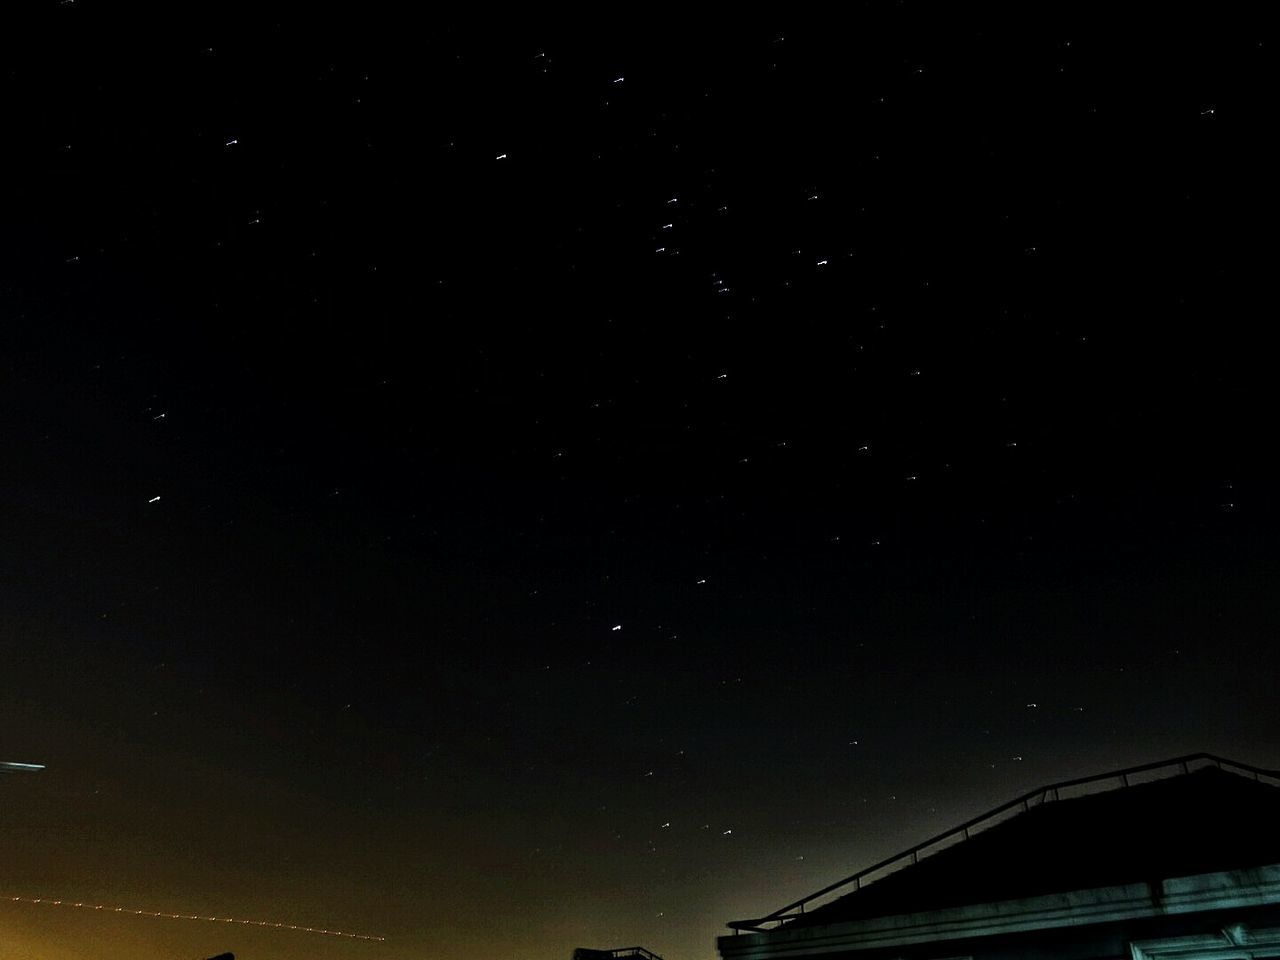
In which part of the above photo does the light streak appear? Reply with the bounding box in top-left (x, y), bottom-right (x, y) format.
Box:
top-left (4, 895), bottom-right (385, 942)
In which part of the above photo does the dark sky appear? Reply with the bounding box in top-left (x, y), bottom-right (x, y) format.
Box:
top-left (1, 6), bottom-right (1276, 959)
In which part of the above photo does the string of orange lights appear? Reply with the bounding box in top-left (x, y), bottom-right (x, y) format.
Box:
top-left (3, 894), bottom-right (386, 942)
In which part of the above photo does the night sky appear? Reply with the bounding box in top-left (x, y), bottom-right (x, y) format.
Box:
top-left (2, 6), bottom-right (1277, 959)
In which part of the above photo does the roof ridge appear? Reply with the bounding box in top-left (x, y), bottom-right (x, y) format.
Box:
top-left (729, 753), bottom-right (1280, 933)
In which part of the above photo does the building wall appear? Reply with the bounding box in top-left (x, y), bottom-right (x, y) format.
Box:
top-left (718, 867), bottom-right (1280, 960)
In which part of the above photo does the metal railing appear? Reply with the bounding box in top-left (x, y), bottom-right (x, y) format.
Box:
top-left (727, 753), bottom-right (1280, 934)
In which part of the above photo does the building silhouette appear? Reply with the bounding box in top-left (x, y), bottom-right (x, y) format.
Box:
top-left (719, 754), bottom-right (1280, 960)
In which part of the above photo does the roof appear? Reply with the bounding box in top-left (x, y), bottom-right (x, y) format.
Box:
top-left (732, 755), bottom-right (1280, 932)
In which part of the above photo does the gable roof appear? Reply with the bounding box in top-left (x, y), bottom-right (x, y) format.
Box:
top-left (731, 754), bottom-right (1280, 933)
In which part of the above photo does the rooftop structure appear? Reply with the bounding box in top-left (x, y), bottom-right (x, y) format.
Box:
top-left (719, 753), bottom-right (1280, 960)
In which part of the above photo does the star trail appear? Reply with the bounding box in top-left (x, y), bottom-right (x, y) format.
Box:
top-left (5, 896), bottom-right (384, 943)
